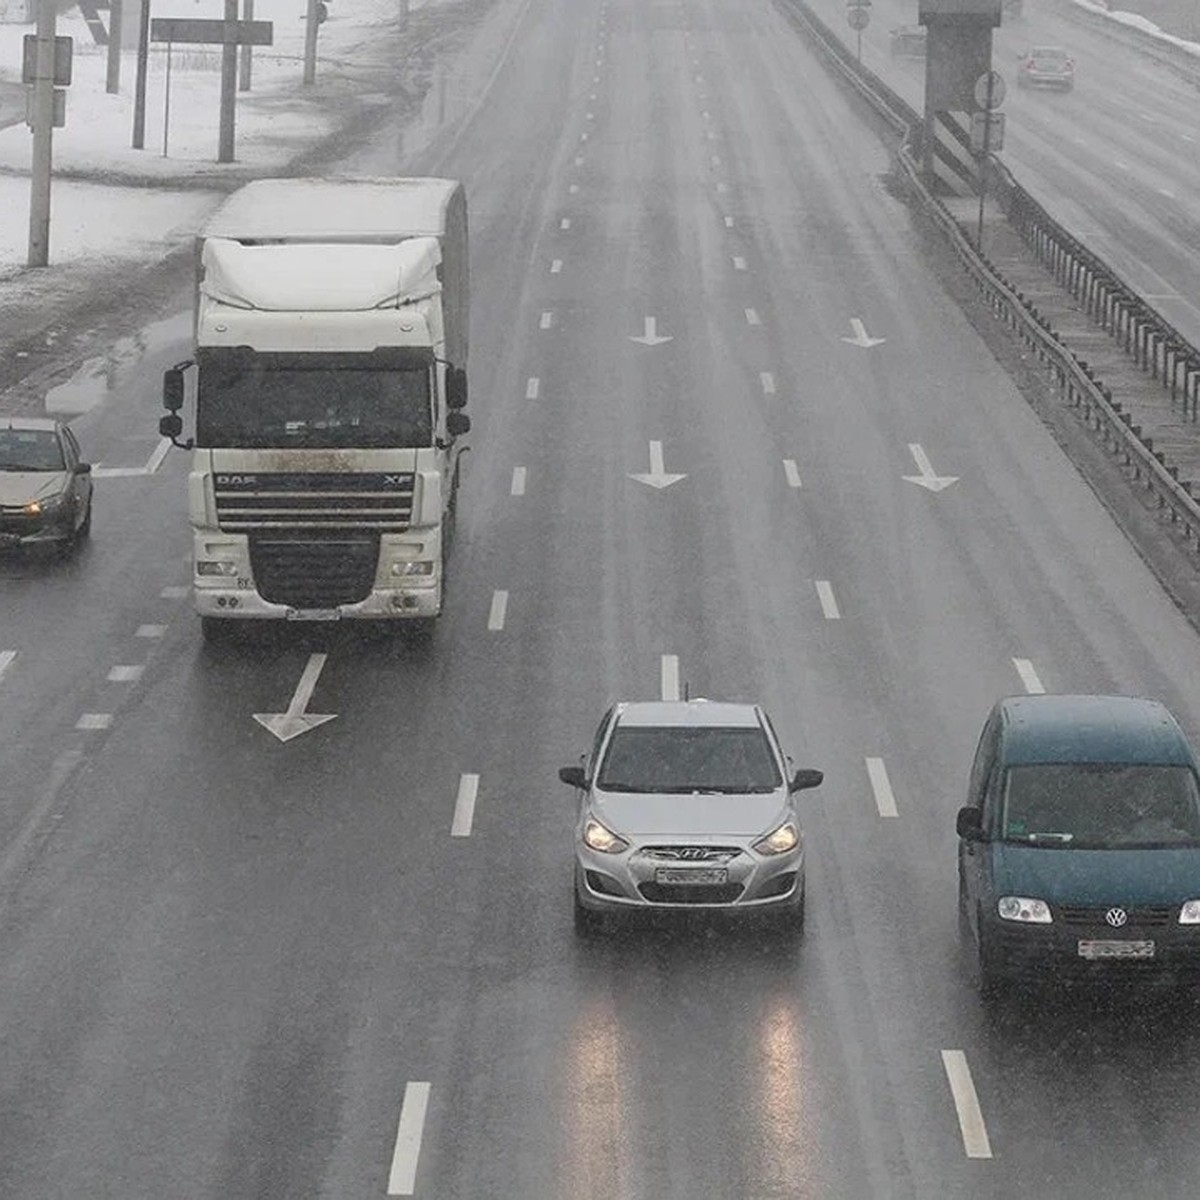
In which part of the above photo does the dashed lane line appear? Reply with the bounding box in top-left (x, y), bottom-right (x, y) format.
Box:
top-left (511, 467), bottom-right (527, 496)
top-left (661, 654), bottom-right (680, 702)
top-left (387, 1081), bottom-right (432, 1195)
top-left (488, 590), bottom-right (509, 631)
top-left (451, 773), bottom-right (480, 838)
top-left (866, 757), bottom-right (899, 818)
top-left (1012, 658), bottom-right (1044, 694)
top-left (0, 650), bottom-right (15, 682)
top-left (783, 459), bottom-right (801, 488)
top-left (941, 1050), bottom-right (993, 1159)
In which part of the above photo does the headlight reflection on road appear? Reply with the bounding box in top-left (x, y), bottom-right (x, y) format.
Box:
top-left (564, 992), bottom-right (635, 1199)
top-left (749, 992), bottom-right (814, 1193)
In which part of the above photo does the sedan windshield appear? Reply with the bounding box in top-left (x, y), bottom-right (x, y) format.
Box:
top-left (0, 429), bottom-right (64, 471)
top-left (1001, 763), bottom-right (1200, 848)
top-left (597, 726), bottom-right (783, 793)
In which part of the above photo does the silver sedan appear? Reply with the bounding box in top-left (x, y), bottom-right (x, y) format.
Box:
top-left (559, 699), bottom-right (823, 935)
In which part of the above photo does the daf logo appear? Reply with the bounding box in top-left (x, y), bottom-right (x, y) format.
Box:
top-left (216, 474), bottom-right (257, 486)
top-left (1105, 907), bottom-right (1129, 928)
top-left (383, 474), bottom-right (407, 486)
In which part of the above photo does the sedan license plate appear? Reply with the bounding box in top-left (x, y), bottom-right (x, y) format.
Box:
top-left (654, 867), bottom-right (728, 886)
top-left (285, 608), bottom-right (340, 622)
top-left (1078, 939), bottom-right (1155, 961)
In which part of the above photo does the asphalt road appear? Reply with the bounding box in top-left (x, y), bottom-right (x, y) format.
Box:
top-left (4, 0), bottom-right (1200, 1195)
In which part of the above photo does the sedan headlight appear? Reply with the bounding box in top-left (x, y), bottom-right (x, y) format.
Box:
top-left (754, 821), bottom-right (800, 856)
top-left (583, 818), bottom-right (629, 854)
top-left (1179, 900), bottom-right (1200, 924)
top-left (24, 493), bottom-right (68, 516)
top-left (997, 896), bottom-right (1052, 924)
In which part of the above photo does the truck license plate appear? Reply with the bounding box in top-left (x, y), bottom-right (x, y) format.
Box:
top-left (285, 608), bottom-right (340, 622)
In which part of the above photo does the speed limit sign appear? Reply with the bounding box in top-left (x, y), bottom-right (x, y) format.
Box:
top-left (848, 6), bottom-right (870, 29)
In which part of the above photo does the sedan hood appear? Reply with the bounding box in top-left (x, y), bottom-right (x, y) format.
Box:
top-left (0, 471), bottom-right (69, 505)
top-left (992, 843), bottom-right (1200, 905)
top-left (592, 790), bottom-right (788, 838)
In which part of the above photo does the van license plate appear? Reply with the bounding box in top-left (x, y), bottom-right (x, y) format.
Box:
top-left (1078, 940), bottom-right (1155, 960)
top-left (285, 608), bottom-right (340, 621)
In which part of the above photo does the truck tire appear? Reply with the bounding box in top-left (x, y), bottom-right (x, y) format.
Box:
top-left (201, 616), bottom-right (231, 644)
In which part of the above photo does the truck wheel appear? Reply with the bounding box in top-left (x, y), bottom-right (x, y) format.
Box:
top-left (400, 618), bottom-right (435, 644)
top-left (201, 616), bottom-right (231, 644)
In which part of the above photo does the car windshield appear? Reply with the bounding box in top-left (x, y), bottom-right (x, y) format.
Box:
top-left (1030, 48), bottom-right (1068, 62)
top-left (1001, 763), bottom-right (1200, 848)
top-left (596, 726), bottom-right (783, 793)
top-left (0, 429), bottom-right (64, 471)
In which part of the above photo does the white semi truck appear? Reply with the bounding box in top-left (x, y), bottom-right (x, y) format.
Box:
top-left (160, 177), bottom-right (470, 641)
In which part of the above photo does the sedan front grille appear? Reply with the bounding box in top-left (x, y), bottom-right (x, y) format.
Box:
top-left (642, 846), bottom-right (742, 864)
top-left (1057, 906), bottom-right (1175, 928)
top-left (638, 882), bottom-right (744, 905)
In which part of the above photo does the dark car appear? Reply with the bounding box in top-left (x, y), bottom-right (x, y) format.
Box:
top-left (957, 695), bottom-right (1200, 1003)
top-left (0, 417), bottom-right (93, 551)
top-left (1016, 46), bottom-right (1075, 91)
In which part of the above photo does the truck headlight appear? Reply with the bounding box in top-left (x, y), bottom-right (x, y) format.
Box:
top-left (197, 560), bottom-right (239, 577)
top-left (1179, 900), bottom-right (1200, 924)
top-left (583, 818), bottom-right (629, 854)
top-left (754, 821), bottom-right (799, 855)
top-left (997, 896), bottom-right (1052, 924)
top-left (391, 560), bottom-right (434, 577)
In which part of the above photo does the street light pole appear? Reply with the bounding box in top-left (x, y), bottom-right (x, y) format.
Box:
top-left (27, 0), bottom-right (57, 267)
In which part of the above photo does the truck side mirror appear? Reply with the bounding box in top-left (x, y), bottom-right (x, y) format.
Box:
top-left (956, 806), bottom-right (985, 841)
top-left (163, 367), bottom-right (186, 412)
top-left (789, 768), bottom-right (824, 792)
top-left (446, 367), bottom-right (468, 410)
top-left (446, 411), bottom-right (471, 439)
top-left (559, 765), bottom-right (587, 789)
top-left (159, 413), bottom-right (183, 440)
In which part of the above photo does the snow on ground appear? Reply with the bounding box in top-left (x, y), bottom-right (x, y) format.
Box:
top-left (0, 0), bottom-right (418, 281)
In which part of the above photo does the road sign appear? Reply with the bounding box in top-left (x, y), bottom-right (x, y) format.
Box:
top-left (971, 110), bottom-right (1005, 152)
top-left (150, 17), bottom-right (273, 44)
top-left (22, 34), bottom-right (71, 84)
top-left (848, 6), bottom-right (870, 29)
top-left (25, 85), bottom-right (64, 127)
top-left (974, 69), bottom-right (1005, 109)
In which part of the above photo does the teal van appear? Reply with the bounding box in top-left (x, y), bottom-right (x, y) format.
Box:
top-left (957, 695), bottom-right (1200, 1001)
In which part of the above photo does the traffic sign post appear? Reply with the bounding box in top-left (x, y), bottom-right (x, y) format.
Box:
top-left (847, 2), bottom-right (870, 61)
top-left (974, 68), bottom-right (1004, 250)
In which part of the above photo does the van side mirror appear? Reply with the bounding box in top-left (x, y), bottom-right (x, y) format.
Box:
top-left (559, 765), bottom-right (587, 790)
top-left (163, 366), bottom-right (187, 412)
top-left (956, 806), bottom-right (985, 841)
top-left (446, 367), bottom-right (468, 410)
top-left (446, 411), bottom-right (471, 439)
top-left (789, 768), bottom-right (824, 792)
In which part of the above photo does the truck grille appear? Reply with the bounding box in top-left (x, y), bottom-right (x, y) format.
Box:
top-left (213, 472), bottom-right (415, 532)
top-left (249, 533), bottom-right (379, 608)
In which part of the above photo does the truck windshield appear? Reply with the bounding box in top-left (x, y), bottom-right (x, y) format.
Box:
top-left (196, 350), bottom-right (433, 449)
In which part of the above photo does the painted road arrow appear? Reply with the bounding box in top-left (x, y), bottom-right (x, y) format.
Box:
top-left (841, 317), bottom-right (886, 348)
top-left (254, 653), bottom-right (337, 742)
top-left (902, 442), bottom-right (958, 492)
top-left (629, 440), bottom-right (687, 489)
top-left (629, 317), bottom-right (673, 346)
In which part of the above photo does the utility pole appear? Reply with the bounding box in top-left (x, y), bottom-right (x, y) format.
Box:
top-left (303, 0), bottom-right (319, 85)
top-left (218, 0), bottom-right (237, 159)
top-left (106, 0), bottom-right (122, 93)
top-left (132, 0), bottom-right (151, 147)
top-left (238, 0), bottom-right (253, 90)
top-left (27, 0), bottom-right (57, 267)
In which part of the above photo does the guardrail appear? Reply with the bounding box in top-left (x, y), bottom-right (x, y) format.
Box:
top-left (775, 0), bottom-right (1200, 555)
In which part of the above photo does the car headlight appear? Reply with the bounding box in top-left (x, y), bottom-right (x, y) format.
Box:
top-left (997, 896), bottom-right (1052, 924)
top-left (583, 818), bottom-right (629, 854)
top-left (391, 560), bottom-right (434, 577)
top-left (1179, 900), bottom-right (1200, 924)
top-left (196, 560), bottom-right (239, 577)
top-left (754, 821), bottom-right (800, 856)
top-left (24, 493), bottom-right (68, 516)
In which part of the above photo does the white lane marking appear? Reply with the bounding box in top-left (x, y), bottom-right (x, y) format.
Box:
top-left (551, 258), bottom-right (564, 273)
top-left (815, 580), bottom-right (840, 620)
top-left (1157, 188), bottom-right (1176, 199)
top-left (941, 1050), bottom-right (993, 1159)
top-left (253, 653), bottom-right (336, 742)
top-left (160, 585), bottom-right (188, 599)
top-left (145, 437), bottom-right (172, 475)
top-left (136, 624), bottom-right (167, 638)
top-left (580, 131), bottom-right (588, 142)
top-left (783, 459), bottom-right (802, 488)
top-left (76, 713), bottom-right (113, 730)
top-left (511, 467), bottom-right (527, 496)
top-left (745, 308), bottom-right (761, 326)
top-left (0, 650), bottom-right (16, 682)
top-left (702, 110), bottom-right (711, 120)
top-left (561, 218), bottom-right (571, 230)
top-left (732, 256), bottom-right (747, 270)
top-left (1115, 159), bottom-right (1130, 171)
top-left (661, 654), bottom-right (680, 702)
top-left (108, 665), bottom-right (144, 682)
top-left (866, 757), bottom-right (898, 818)
top-left (488, 590), bottom-right (509, 631)
top-left (575, 155), bottom-right (584, 166)
top-left (760, 372), bottom-right (776, 395)
top-left (569, 183), bottom-right (579, 194)
top-left (1013, 658), bottom-right (1045, 694)
top-left (451, 773), bottom-right (480, 837)
top-left (93, 437), bottom-right (172, 478)
top-left (586, 110), bottom-right (594, 119)
top-left (540, 311), bottom-right (553, 329)
top-left (525, 377), bottom-right (541, 400)
top-left (716, 182), bottom-right (729, 194)
top-left (724, 216), bottom-right (734, 228)
top-left (387, 1081), bottom-right (432, 1195)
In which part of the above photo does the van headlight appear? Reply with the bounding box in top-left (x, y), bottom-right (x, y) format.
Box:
top-left (997, 896), bottom-right (1052, 923)
top-left (1179, 900), bottom-right (1200, 924)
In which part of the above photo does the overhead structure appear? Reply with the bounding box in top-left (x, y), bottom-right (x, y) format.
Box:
top-left (918, 0), bottom-right (1001, 196)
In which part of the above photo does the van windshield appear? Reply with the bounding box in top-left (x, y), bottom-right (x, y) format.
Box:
top-left (1001, 763), bottom-right (1200, 848)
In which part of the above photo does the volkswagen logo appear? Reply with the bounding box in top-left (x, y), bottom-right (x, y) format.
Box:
top-left (1105, 907), bottom-right (1129, 928)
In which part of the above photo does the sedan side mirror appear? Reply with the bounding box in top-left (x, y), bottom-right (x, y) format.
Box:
top-left (74, 462), bottom-right (92, 475)
top-left (956, 806), bottom-right (986, 841)
top-left (789, 768), bottom-right (824, 792)
top-left (559, 765), bottom-right (587, 790)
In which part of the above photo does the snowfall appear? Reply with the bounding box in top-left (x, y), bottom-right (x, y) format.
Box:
top-left (0, 0), bottom-right (1196, 293)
